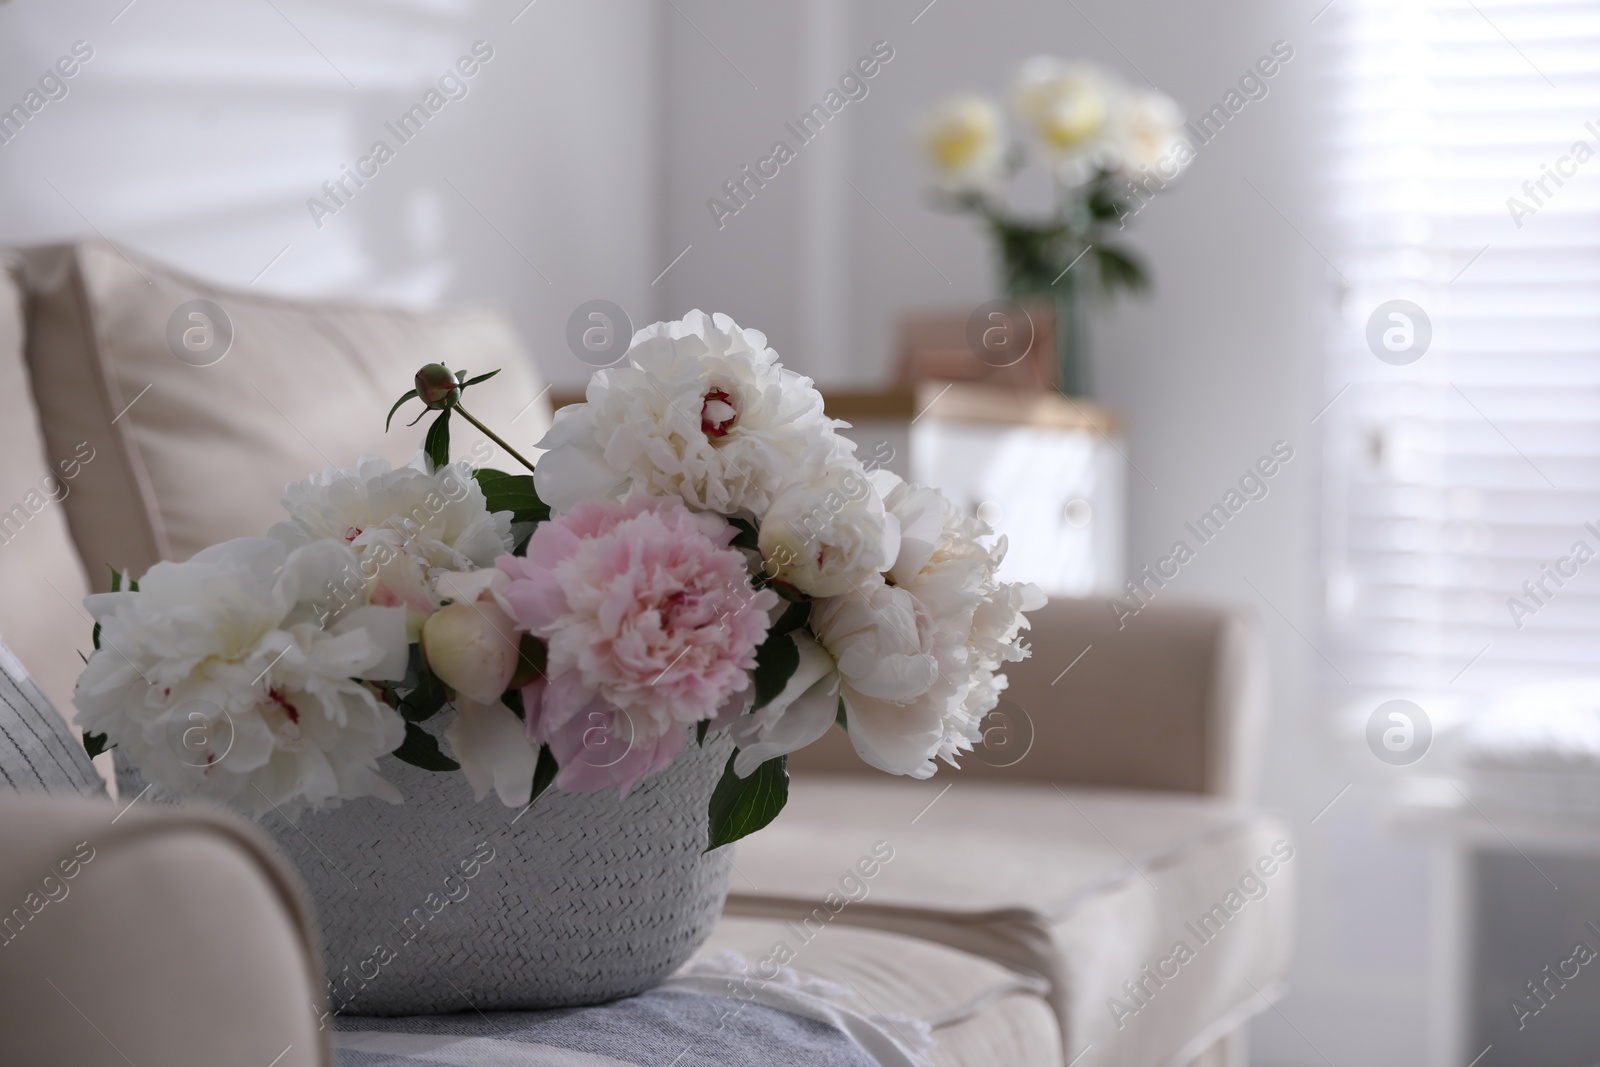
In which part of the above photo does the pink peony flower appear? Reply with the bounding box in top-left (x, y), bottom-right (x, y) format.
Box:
top-left (498, 496), bottom-right (777, 795)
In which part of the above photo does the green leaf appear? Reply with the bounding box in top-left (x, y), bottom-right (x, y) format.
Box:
top-left (473, 469), bottom-right (550, 524)
top-left (385, 388), bottom-right (419, 432)
top-left (82, 731), bottom-right (111, 759)
top-left (1094, 245), bottom-right (1149, 295)
top-left (509, 634), bottom-right (546, 688)
top-left (726, 516), bottom-right (760, 553)
top-left (94, 568), bottom-right (138, 650)
top-left (836, 699), bottom-right (849, 730)
top-left (696, 720), bottom-right (710, 747)
top-left (391, 721), bottom-right (460, 772)
top-left (771, 599), bottom-right (811, 637)
top-left (768, 579), bottom-right (808, 603)
top-left (706, 751), bottom-right (789, 851)
top-left (501, 687), bottom-right (524, 719)
top-left (397, 670), bottom-right (449, 722)
top-left (751, 631), bottom-right (800, 710)
top-left (460, 369), bottom-right (500, 389)
top-left (423, 410), bottom-right (452, 471)
top-left (527, 744), bottom-right (559, 806)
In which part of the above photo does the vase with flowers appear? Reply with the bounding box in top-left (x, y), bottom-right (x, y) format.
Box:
top-left (918, 57), bottom-right (1191, 396)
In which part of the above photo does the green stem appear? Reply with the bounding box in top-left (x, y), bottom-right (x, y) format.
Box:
top-left (453, 401), bottom-right (539, 476)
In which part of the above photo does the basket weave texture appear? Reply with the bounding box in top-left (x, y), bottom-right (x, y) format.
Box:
top-left (262, 729), bottom-right (736, 1016)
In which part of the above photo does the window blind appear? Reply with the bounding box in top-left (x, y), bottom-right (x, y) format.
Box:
top-left (1326, 0), bottom-right (1600, 694)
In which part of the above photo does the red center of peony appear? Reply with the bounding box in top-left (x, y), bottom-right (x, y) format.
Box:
top-left (267, 688), bottom-right (301, 724)
top-left (701, 389), bottom-right (737, 438)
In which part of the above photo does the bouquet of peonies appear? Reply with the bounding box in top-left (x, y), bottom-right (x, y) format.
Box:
top-left (76, 311), bottom-right (1044, 847)
top-left (917, 57), bottom-right (1189, 395)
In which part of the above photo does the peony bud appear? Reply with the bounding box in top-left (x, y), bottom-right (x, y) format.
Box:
top-left (421, 597), bottom-right (520, 704)
top-left (415, 363), bottom-right (460, 409)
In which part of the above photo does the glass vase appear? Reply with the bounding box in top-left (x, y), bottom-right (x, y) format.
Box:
top-left (1007, 272), bottom-right (1088, 398)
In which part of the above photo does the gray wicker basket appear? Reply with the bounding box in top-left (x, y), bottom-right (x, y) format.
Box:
top-left (260, 727), bottom-right (735, 1016)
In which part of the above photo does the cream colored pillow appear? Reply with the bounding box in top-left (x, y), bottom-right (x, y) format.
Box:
top-left (0, 261), bottom-right (96, 718)
top-left (18, 240), bottom-right (553, 591)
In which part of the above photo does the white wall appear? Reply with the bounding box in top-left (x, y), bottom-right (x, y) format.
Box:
top-left (0, 0), bottom-right (662, 391)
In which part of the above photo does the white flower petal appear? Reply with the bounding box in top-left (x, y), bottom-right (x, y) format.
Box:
top-left (330, 605), bottom-right (410, 681)
top-left (841, 690), bottom-right (945, 778)
top-left (532, 439), bottom-right (630, 512)
top-left (446, 698), bottom-right (539, 807)
top-left (730, 632), bottom-right (839, 776)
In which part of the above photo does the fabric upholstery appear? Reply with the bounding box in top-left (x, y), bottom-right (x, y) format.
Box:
top-left (0, 794), bottom-right (330, 1067)
top-left (788, 596), bottom-right (1267, 802)
top-left (16, 240), bottom-right (553, 591)
top-left (725, 777), bottom-right (1294, 1067)
top-left (0, 262), bottom-right (97, 718)
top-left (0, 640), bottom-right (103, 797)
top-left (696, 916), bottom-right (1063, 1067)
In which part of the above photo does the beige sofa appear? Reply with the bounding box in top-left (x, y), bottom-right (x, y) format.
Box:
top-left (0, 241), bottom-right (1291, 1066)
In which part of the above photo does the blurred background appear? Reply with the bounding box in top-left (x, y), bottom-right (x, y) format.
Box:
top-left (1, 0), bottom-right (1595, 1064)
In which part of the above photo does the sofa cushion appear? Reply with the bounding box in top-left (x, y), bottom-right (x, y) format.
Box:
top-left (0, 261), bottom-right (97, 717)
top-left (790, 596), bottom-right (1266, 802)
top-left (17, 240), bottom-right (552, 590)
top-left (0, 640), bottom-right (104, 798)
top-left (725, 776), bottom-right (1294, 1067)
top-left (694, 916), bottom-right (1062, 1067)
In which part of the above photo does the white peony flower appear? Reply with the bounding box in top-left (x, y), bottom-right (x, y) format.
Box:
top-left (1112, 87), bottom-right (1189, 178)
top-left (758, 465), bottom-right (900, 598)
top-left (73, 537), bottom-right (411, 816)
top-left (734, 578), bottom-right (952, 779)
top-left (1013, 57), bottom-right (1113, 166)
top-left (872, 470), bottom-right (1046, 764)
top-left (811, 581), bottom-right (954, 778)
top-left (919, 95), bottom-right (1007, 194)
top-left (533, 310), bottom-right (853, 519)
top-left (270, 455), bottom-right (514, 634)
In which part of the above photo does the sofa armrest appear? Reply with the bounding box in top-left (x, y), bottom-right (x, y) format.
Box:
top-left (0, 795), bottom-right (331, 1067)
top-left (787, 596), bottom-right (1266, 801)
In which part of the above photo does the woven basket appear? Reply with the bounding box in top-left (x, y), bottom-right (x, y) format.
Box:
top-left (260, 726), bottom-right (735, 1016)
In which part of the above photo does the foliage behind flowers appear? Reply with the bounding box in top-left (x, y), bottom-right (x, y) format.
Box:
top-left (918, 57), bottom-right (1190, 395)
top-left (75, 312), bottom-right (1044, 848)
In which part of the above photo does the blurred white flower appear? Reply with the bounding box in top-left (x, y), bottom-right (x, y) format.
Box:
top-left (74, 537), bottom-right (410, 815)
top-left (533, 310), bottom-right (852, 519)
top-left (759, 466), bottom-right (900, 598)
top-left (1012, 57), bottom-right (1113, 163)
top-left (919, 95), bottom-right (1007, 193)
top-left (1113, 87), bottom-right (1190, 179)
